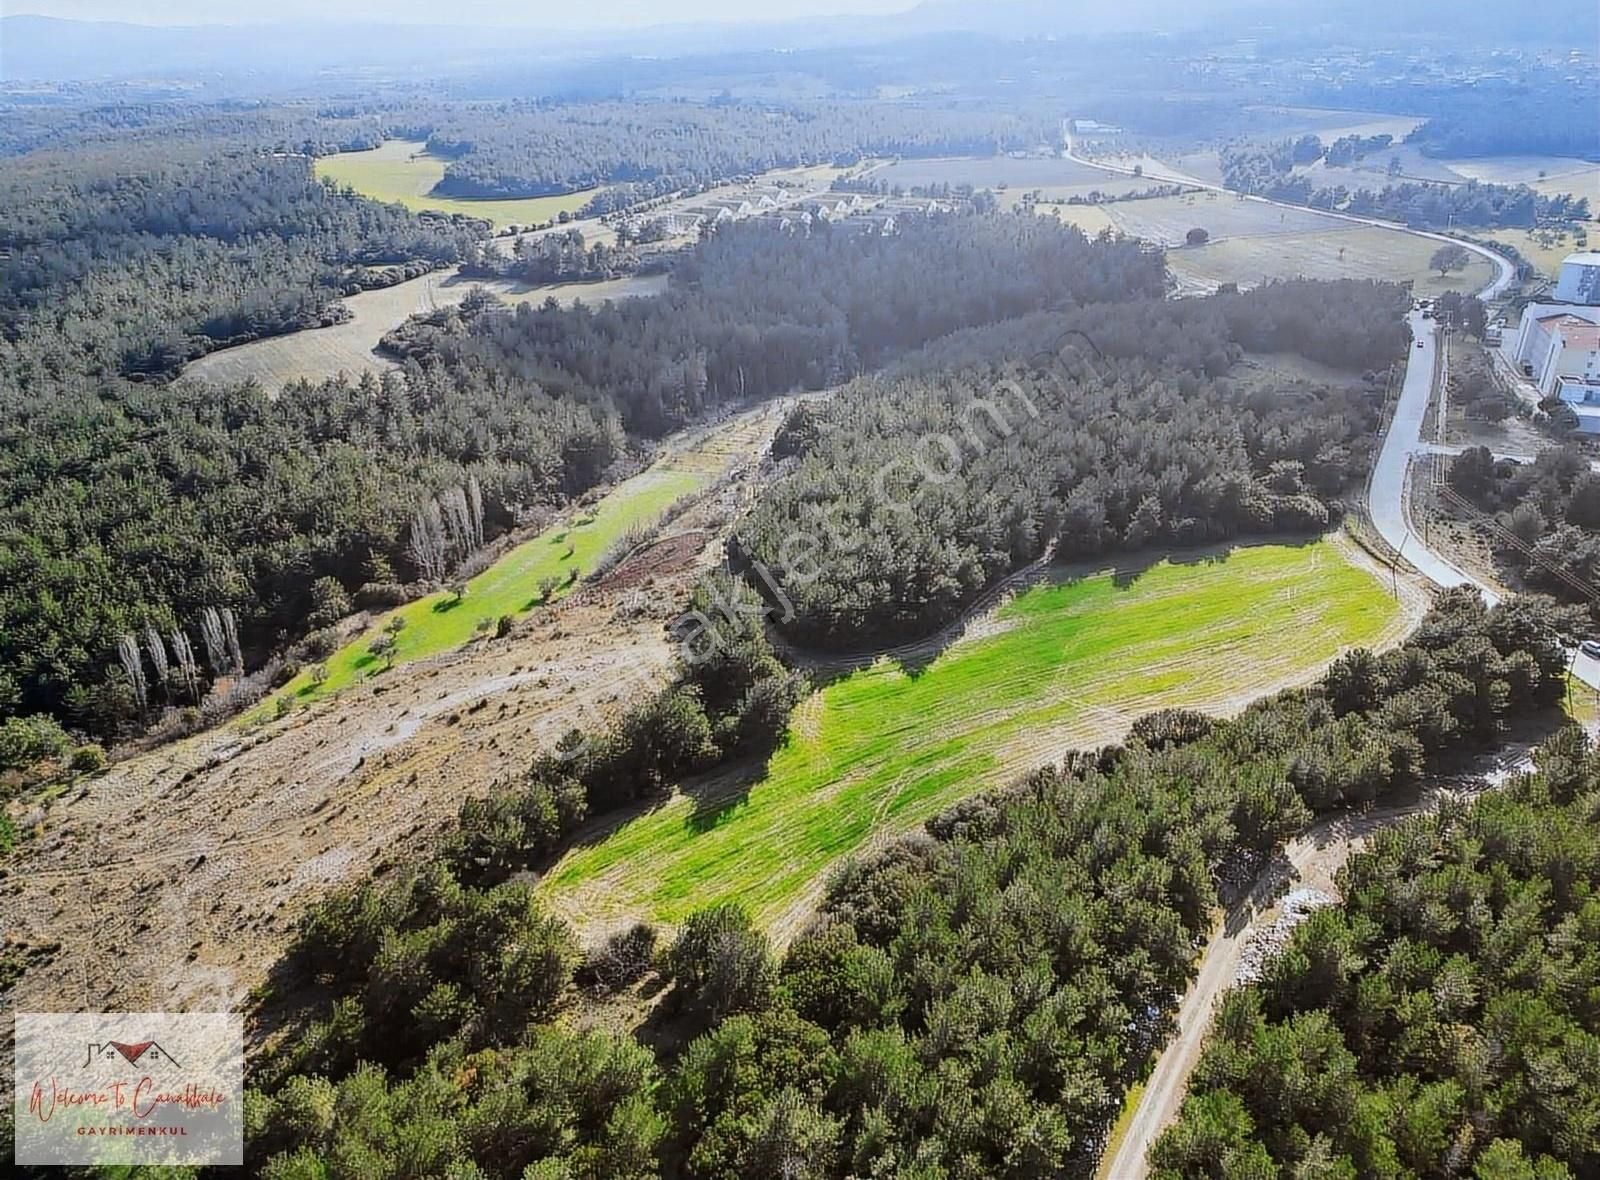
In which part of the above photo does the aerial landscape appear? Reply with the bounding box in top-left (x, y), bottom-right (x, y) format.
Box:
top-left (2, 0), bottom-right (1600, 1174)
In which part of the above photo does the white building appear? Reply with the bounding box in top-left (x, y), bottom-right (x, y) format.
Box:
top-left (1518, 313), bottom-right (1600, 397)
top-left (1556, 375), bottom-right (1600, 434)
top-left (1555, 252), bottom-right (1600, 306)
top-left (1506, 303), bottom-right (1600, 392)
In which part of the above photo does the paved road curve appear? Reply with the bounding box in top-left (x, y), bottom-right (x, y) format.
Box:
top-left (1077, 133), bottom-right (1600, 1180)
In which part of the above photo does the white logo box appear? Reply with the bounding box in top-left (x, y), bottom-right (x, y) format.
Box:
top-left (13, 1012), bottom-right (244, 1166)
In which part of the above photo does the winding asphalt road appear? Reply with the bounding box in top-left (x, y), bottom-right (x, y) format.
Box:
top-left (1080, 137), bottom-right (1600, 1178)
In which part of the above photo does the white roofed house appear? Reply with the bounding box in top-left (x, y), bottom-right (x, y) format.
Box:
top-left (1514, 313), bottom-right (1600, 398)
top-left (836, 212), bottom-right (897, 235)
top-left (709, 197), bottom-right (756, 218)
top-left (1549, 318), bottom-right (1600, 432)
top-left (1556, 375), bottom-right (1600, 433)
top-left (1507, 303), bottom-right (1600, 384)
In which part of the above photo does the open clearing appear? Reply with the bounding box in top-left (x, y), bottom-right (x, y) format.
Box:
top-left (265, 449), bottom-right (716, 711)
top-left (181, 271), bottom-right (666, 390)
top-left (1034, 202), bottom-right (1121, 236)
top-left (0, 400), bottom-right (792, 1019)
top-left (1165, 225), bottom-right (1494, 295)
top-left (1299, 147), bottom-right (1599, 197)
top-left (1099, 191), bottom-right (1336, 244)
top-left (875, 154), bottom-right (1114, 190)
top-left (542, 537), bottom-right (1413, 941)
top-left (1247, 105), bottom-right (1425, 143)
top-left (1443, 156), bottom-right (1600, 193)
top-left (1479, 225), bottom-right (1594, 280)
top-left (1038, 188), bottom-right (1495, 293)
top-left (314, 139), bottom-right (597, 228)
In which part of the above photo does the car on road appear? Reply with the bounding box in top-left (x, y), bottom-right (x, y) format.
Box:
top-left (1417, 340), bottom-right (1425, 348)
top-left (1581, 641), bottom-right (1600, 659)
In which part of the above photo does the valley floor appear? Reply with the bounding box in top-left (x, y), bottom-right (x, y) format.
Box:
top-left (542, 533), bottom-right (1425, 945)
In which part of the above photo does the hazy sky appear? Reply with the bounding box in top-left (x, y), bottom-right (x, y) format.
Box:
top-left (6, 0), bottom-right (918, 26)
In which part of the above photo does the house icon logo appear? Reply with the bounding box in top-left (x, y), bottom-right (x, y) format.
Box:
top-left (83, 1039), bottom-right (181, 1069)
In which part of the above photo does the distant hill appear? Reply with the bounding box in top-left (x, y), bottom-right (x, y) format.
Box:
top-left (4, 1), bottom-right (1593, 86)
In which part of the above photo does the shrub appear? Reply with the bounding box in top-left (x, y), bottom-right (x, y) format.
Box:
top-left (354, 581), bottom-right (410, 610)
top-left (69, 744), bottom-right (106, 774)
top-left (300, 627), bottom-right (341, 660)
top-left (582, 923), bottom-right (658, 992)
top-left (306, 576), bottom-right (353, 630)
top-left (0, 714), bottom-right (71, 772)
top-left (664, 903), bottom-right (776, 1022)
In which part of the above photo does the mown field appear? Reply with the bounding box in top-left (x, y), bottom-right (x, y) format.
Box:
top-left (1166, 225), bottom-right (1495, 295)
top-left (313, 139), bottom-right (598, 228)
top-left (260, 457), bottom-right (710, 714)
top-left (1099, 191), bottom-right (1335, 244)
top-left (1255, 105), bottom-right (1424, 142)
top-left (542, 538), bottom-right (1404, 936)
top-left (1038, 188), bottom-right (1495, 293)
top-left (1479, 225), bottom-right (1593, 280)
top-left (182, 272), bottom-right (667, 390)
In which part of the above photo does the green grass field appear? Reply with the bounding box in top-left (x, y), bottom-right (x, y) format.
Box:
top-left (1165, 225), bottom-right (1495, 296)
top-left (314, 140), bottom-right (597, 228)
top-left (261, 463), bottom-right (706, 715)
top-left (1480, 226), bottom-right (1593, 281)
top-left (542, 539), bottom-right (1401, 932)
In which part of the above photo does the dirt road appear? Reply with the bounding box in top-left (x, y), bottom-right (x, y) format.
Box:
top-left (1098, 745), bottom-right (1538, 1178)
top-left (0, 402), bottom-right (787, 1025)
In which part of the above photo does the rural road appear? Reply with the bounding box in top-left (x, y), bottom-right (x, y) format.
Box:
top-left (1068, 129), bottom-right (1589, 1179)
top-left (1099, 746), bottom-right (1537, 1179)
top-left (1367, 308), bottom-right (1600, 689)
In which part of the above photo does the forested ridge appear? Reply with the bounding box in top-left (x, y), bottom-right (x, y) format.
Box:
top-left (379, 216), bottom-right (1166, 437)
top-left (422, 100), bottom-right (1057, 200)
top-left (229, 588), bottom-right (1573, 1178)
top-left (0, 128), bottom-right (491, 740)
top-left (0, 212), bottom-right (1158, 740)
top-left (738, 280), bottom-right (1409, 648)
top-left (1154, 723), bottom-right (1600, 1178)
top-left (0, 144), bottom-right (477, 383)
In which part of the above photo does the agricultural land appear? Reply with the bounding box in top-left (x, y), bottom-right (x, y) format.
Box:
top-left (542, 536), bottom-right (1415, 942)
top-left (313, 139), bottom-right (598, 227)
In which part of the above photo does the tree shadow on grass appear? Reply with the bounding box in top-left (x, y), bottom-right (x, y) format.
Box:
top-left (547, 754), bottom-right (774, 874)
top-left (777, 532), bottom-right (1331, 689)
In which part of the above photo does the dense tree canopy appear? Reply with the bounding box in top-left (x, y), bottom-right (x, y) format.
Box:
top-left (0, 205), bottom-right (1157, 738)
top-left (248, 588), bottom-right (1573, 1178)
top-left (738, 280), bottom-right (1409, 648)
top-left (423, 100), bottom-right (1057, 200)
top-left (380, 215), bottom-right (1165, 437)
top-left (1154, 724), bottom-right (1600, 1178)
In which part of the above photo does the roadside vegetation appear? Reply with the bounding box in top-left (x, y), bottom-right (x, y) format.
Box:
top-left (1445, 442), bottom-right (1600, 607)
top-left (1153, 723), bottom-right (1600, 1178)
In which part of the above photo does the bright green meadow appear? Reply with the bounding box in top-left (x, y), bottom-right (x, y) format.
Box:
top-left (542, 539), bottom-right (1401, 929)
